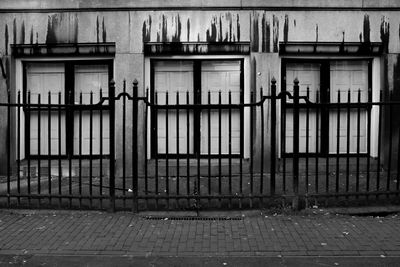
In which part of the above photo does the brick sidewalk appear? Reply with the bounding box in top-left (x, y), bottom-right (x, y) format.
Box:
top-left (0, 209), bottom-right (399, 257)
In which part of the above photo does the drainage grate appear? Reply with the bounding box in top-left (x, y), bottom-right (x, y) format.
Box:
top-left (143, 216), bottom-right (243, 221)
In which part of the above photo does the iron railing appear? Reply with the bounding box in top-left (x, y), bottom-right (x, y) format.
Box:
top-left (0, 78), bottom-right (399, 211)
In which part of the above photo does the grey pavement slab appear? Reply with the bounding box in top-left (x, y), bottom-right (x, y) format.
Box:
top-left (0, 209), bottom-right (400, 258)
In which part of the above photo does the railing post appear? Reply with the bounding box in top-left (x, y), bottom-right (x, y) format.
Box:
top-left (270, 78), bottom-right (277, 196)
top-left (292, 78), bottom-right (300, 210)
top-left (132, 79), bottom-right (139, 213)
top-left (109, 79), bottom-right (116, 212)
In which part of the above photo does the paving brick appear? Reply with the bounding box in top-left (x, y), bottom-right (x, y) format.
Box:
top-left (1, 210), bottom-right (400, 257)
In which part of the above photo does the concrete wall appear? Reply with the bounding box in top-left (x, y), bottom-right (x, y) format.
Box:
top-left (1, 1), bottom-right (400, 174)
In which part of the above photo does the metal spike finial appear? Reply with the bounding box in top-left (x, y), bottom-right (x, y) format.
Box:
top-left (133, 79), bottom-right (138, 87)
top-left (294, 77), bottom-right (299, 84)
top-left (271, 77), bottom-right (276, 84)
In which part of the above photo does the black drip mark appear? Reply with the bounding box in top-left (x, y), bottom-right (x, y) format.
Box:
top-left (380, 16), bottom-right (390, 53)
top-left (272, 15), bottom-right (279, 53)
top-left (5, 24), bottom-right (8, 55)
top-left (251, 13), bottom-right (259, 52)
top-left (363, 14), bottom-right (370, 44)
top-left (283, 14), bottom-right (289, 43)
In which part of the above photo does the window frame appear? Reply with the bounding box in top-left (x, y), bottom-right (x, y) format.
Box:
top-left (22, 59), bottom-right (114, 159)
top-left (281, 57), bottom-right (373, 156)
top-left (150, 58), bottom-right (245, 159)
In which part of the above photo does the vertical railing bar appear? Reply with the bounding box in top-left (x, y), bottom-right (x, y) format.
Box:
top-left (37, 93), bottom-right (41, 207)
top-left (208, 91), bottom-right (211, 205)
top-left (336, 90), bottom-right (340, 197)
top-left (356, 89), bottom-right (361, 196)
top-left (78, 92), bottom-right (82, 208)
top-left (132, 80), bottom-right (139, 212)
top-left (250, 91), bottom-right (254, 207)
top-left (154, 91), bottom-right (159, 209)
top-left (315, 91), bottom-right (320, 194)
top-left (109, 80), bottom-right (116, 212)
top-left (48, 92), bottom-right (52, 204)
top-left (239, 99), bottom-right (243, 208)
top-left (387, 91), bottom-right (393, 194)
top-left (218, 90), bottom-right (222, 207)
top-left (228, 90), bottom-right (233, 208)
top-left (166, 91), bottom-right (170, 210)
top-left (397, 118), bottom-right (400, 194)
top-left (270, 78), bottom-right (277, 196)
top-left (376, 90), bottom-right (382, 196)
top-left (260, 87), bottom-right (264, 206)
top-left (176, 91), bottom-right (180, 203)
top-left (99, 89), bottom-right (103, 209)
top-left (58, 92), bottom-right (62, 207)
top-left (186, 91), bottom-right (190, 208)
top-left (346, 90), bottom-right (351, 196)
top-left (305, 87), bottom-right (310, 195)
top-left (68, 91), bottom-right (72, 208)
top-left (89, 91), bottom-right (93, 209)
top-left (17, 91), bottom-right (21, 206)
top-left (7, 90), bottom-right (11, 207)
top-left (293, 78), bottom-right (300, 209)
top-left (325, 89), bottom-right (329, 195)
top-left (27, 91), bottom-right (31, 206)
top-left (122, 80), bottom-right (126, 209)
top-left (282, 89), bottom-right (287, 195)
top-left (366, 88), bottom-right (372, 196)
top-left (144, 88), bottom-right (149, 209)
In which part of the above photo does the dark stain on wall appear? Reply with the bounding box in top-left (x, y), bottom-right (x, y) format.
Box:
top-left (171, 15), bottom-right (181, 42)
top-left (206, 17), bottom-right (218, 42)
top-left (229, 14), bottom-right (233, 41)
top-left (380, 16), bottom-right (390, 53)
top-left (187, 18), bottom-right (190, 41)
top-left (102, 17), bottom-right (107, 42)
top-left (238, 19), bottom-right (241, 42)
top-left (363, 14), bottom-right (370, 44)
top-left (30, 26), bottom-right (33, 44)
top-left (314, 24), bottom-right (318, 52)
top-left (46, 15), bottom-right (57, 43)
top-left (142, 16), bottom-right (152, 42)
top-left (251, 13), bottom-right (259, 52)
top-left (205, 13), bottom-right (239, 43)
top-left (96, 16), bottom-right (100, 43)
top-left (20, 21), bottom-right (25, 44)
top-left (162, 15), bottom-right (168, 42)
top-left (75, 15), bottom-right (79, 43)
top-left (13, 18), bottom-right (17, 45)
top-left (283, 14), bottom-right (289, 43)
top-left (261, 13), bottom-right (270, 52)
top-left (4, 24), bottom-right (8, 55)
top-left (219, 16), bottom-right (223, 42)
top-left (272, 15), bottom-right (279, 52)
top-left (46, 14), bottom-right (78, 45)
top-left (339, 31), bottom-right (345, 53)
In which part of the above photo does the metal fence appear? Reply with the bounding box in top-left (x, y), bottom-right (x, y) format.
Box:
top-left (0, 79), bottom-right (400, 211)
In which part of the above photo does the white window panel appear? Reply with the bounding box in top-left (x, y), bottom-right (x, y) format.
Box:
top-left (26, 63), bottom-right (66, 156)
top-left (73, 64), bottom-right (110, 155)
